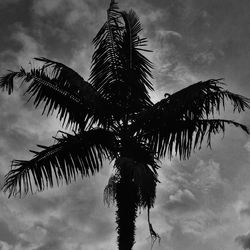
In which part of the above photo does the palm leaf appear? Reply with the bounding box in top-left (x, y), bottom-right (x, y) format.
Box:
top-left (131, 79), bottom-right (250, 159)
top-left (33, 57), bottom-right (114, 128)
top-left (90, 4), bottom-right (154, 119)
top-left (158, 79), bottom-right (250, 119)
top-left (120, 10), bottom-right (153, 107)
top-left (90, 0), bottom-right (122, 98)
top-left (130, 161), bottom-right (158, 208)
top-left (145, 118), bottom-right (249, 159)
top-left (0, 65), bottom-right (111, 129)
top-left (34, 57), bottom-right (97, 99)
top-left (0, 70), bottom-right (22, 94)
top-left (104, 173), bottom-right (119, 206)
top-left (3, 129), bottom-right (118, 197)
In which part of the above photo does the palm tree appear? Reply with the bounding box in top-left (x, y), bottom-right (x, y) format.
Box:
top-left (0, 1), bottom-right (249, 249)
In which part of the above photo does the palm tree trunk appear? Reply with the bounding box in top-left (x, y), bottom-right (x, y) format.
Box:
top-left (116, 175), bottom-right (138, 250)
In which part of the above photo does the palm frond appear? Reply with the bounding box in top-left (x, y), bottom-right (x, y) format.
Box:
top-left (0, 66), bottom-right (111, 129)
top-left (90, 5), bottom-right (153, 119)
top-left (119, 10), bottom-right (154, 111)
top-left (131, 79), bottom-right (250, 159)
top-left (90, 0), bottom-right (122, 97)
top-left (156, 79), bottom-right (250, 119)
top-left (34, 57), bottom-right (96, 98)
top-left (104, 173), bottom-right (119, 206)
top-left (145, 118), bottom-right (249, 159)
top-left (131, 161), bottom-right (158, 208)
top-left (3, 129), bottom-right (118, 197)
top-left (0, 70), bottom-right (23, 94)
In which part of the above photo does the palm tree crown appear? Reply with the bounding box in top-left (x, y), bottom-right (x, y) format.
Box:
top-left (0, 1), bottom-right (249, 249)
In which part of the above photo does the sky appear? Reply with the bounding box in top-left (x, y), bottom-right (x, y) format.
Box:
top-left (0, 0), bottom-right (250, 250)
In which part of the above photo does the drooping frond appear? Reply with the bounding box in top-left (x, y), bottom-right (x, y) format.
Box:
top-left (131, 79), bottom-right (250, 159)
top-left (104, 174), bottom-right (119, 206)
top-left (145, 118), bottom-right (248, 160)
top-left (3, 129), bottom-right (118, 197)
top-left (0, 65), bottom-right (111, 129)
top-left (0, 70), bottom-right (22, 94)
top-left (147, 206), bottom-right (161, 249)
top-left (111, 157), bottom-right (159, 209)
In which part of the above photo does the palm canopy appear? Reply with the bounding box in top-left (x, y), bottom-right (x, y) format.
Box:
top-left (0, 0), bottom-right (249, 249)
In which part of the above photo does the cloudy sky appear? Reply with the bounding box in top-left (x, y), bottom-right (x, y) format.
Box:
top-left (0, 0), bottom-right (250, 249)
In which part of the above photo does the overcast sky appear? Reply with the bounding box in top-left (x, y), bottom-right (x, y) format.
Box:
top-left (0, 0), bottom-right (250, 250)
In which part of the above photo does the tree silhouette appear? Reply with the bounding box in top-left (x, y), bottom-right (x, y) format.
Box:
top-left (0, 1), bottom-right (249, 250)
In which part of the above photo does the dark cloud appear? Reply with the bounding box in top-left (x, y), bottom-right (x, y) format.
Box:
top-left (0, 0), bottom-right (21, 5)
top-left (236, 233), bottom-right (250, 250)
top-left (28, 0), bottom-right (107, 61)
top-left (0, 1), bottom-right (32, 53)
top-left (240, 207), bottom-right (250, 217)
top-left (240, 202), bottom-right (250, 217)
top-left (34, 239), bottom-right (63, 250)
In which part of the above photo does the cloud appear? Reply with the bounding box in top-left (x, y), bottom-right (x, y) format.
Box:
top-left (240, 207), bottom-right (250, 217)
top-left (244, 141), bottom-right (250, 152)
top-left (0, 88), bottom-right (61, 168)
top-left (148, 28), bottom-right (198, 97)
top-left (0, 198), bottom-right (33, 250)
top-left (11, 28), bottom-right (44, 68)
top-left (69, 45), bottom-right (93, 79)
top-left (165, 189), bottom-right (198, 212)
top-left (30, 218), bottom-right (73, 250)
top-left (15, 195), bottom-right (61, 216)
top-left (32, 0), bottom-right (63, 16)
top-left (155, 158), bottom-right (239, 244)
top-left (32, 0), bottom-right (104, 27)
top-left (0, 25), bottom-right (44, 72)
top-left (0, 241), bottom-right (12, 250)
top-left (0, 0), bottom-right (20, 5)
top-left (236, 233), bottom-right (250, 250)
top-left (0, 168), bottom-right (116, 250)
top-left (192, 51), bottom-right (216, 65)
top-left (28, 0), bottom-right (106, 61)
top-left (238, 201), bottom-right (250, 217)
top-left (161, 159), bottom-right (228, 212)
top-left (0, 220), bottom-right (18, 245)
top-left (167, 223), bottom-right (207, 250)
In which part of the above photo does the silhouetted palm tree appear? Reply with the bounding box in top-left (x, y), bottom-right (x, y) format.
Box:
top-left (0, 1), bottom-right (249, 250)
